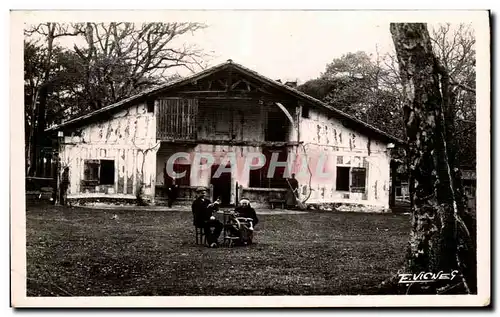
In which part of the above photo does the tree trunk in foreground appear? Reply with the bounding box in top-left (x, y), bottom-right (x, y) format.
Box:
top-left (389, 23), bottom-right (476, 294)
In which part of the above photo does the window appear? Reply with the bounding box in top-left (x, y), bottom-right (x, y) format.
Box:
top-left (302, 105), bottom-right (310, 118)
top-left (83, 159), bottom-right (115, 185)
top-left (336, 166), bottom-right (350, 191)
top-left (335, 166), bottom-right (367, 193)
top-left (146, 99), bottom-right (155, 113)
top-left (350, 167), bottom-right (367, 193)
top-left (84, 160), bottom-right (100, 183)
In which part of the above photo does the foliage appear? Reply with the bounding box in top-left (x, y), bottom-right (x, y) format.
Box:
top-left (297, 24), bottom-right (476, 169)
top-left (24, 22), bottom-right (209, 175)
top-left (430, 23), bottom-right (476, 167)
top-left (66, 22), bottom-right (208, 115)
top-left (297, 51), bottom-right (406, 141)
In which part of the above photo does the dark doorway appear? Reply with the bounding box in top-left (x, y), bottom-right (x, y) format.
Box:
top-left (210, 164), bottom-right (232, 206)
top-left (262, 147), bottom-right (289, 189)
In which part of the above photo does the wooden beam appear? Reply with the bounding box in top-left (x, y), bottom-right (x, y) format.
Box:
top-left (176, 90), bottom-right (275, 99)
top-left (230, 79), bottom-right (242, 90)
top-left (203, 97), bottom-right (254, 100)
top-left (256, 86), bottom-right (271, 94)
top-left (179, 90), bottom-right (229, 94)
top-left (158, 138), bottom-right (302, 147)
top-left (241, 79), bottom-right (258, 92)
top-left (274, 102), bottom-right (296, 127)
top-left (227, 68), bottom-right (233, 90)
top-left (218, 79), bottom-right (228, 90)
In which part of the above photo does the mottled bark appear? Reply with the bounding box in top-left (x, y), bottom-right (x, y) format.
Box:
top-left (390, 23), bottom-right (475, 294)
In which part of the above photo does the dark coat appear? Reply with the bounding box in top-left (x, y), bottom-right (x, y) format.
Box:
top-left (167, 184), bottom-right (179, 199)
top-left (192, 197), bottom-right (217, 227)
top-left (288, 178), bottom-right (299, 191)
top-left (61, 168), bottom-right (70, 189)
top-left (235, 205), bottom-right (259, 226)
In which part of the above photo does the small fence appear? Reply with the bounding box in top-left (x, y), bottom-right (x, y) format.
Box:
top-left (26, 176), bottom-right (55, 202)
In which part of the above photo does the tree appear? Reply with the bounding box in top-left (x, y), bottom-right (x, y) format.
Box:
top-left (24, 22), bottom-right (209, 176)
top-left (24, 23), bottom-right (82, 176)
top-left (69, 22), bottom-right (208, 113)
top-left (388, 23), bottom-right (475, 294)
top-left (430, 23), bottom-right (476, 168)
top-left (297, 51), bottom-right (405, 140)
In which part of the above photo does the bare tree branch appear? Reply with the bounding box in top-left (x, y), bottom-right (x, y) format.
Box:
top-left (449, 80), bottom-right (476, 93)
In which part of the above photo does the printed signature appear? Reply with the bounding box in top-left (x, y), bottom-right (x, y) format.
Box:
top-left (398, 270), bottom-right (459, 284)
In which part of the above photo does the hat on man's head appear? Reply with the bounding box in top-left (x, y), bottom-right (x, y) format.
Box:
top-left (239, 198), bottom-right (250, 205)
top-left (196, 187), bottom-right (208, 192)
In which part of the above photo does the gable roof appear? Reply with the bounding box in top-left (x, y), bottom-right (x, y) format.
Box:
top-left (46, 59), bottom-right (404, 144)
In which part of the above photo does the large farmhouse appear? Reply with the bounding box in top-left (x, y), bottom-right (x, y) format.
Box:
top-left (46, 60), bottom-right (402, 211)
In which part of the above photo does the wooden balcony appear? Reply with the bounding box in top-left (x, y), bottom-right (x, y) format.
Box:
top-left (156, 98), bottom-right (197, 140)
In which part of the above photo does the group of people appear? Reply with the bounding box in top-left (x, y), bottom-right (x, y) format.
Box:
top-left (191, 187), bottom-right (259, 248)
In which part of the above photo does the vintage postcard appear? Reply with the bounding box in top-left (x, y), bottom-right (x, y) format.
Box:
top-left (10, 9), bottom-right (490, 308)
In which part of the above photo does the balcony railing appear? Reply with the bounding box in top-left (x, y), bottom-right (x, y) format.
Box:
top-left (156, 98), bottom-right (198, 140)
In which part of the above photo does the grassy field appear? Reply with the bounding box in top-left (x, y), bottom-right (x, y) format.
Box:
top-left (26, 203), bottom-right (411, 296)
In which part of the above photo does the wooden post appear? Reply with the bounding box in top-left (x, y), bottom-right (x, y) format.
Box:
top-left (209, 184), bottom-right (214, 202)
top-left (389, 161), bottom-right (397, 208)
top-left (235, 181), bottom-right (239, 206)
top-left (55, 155), bottom-right (61, 205)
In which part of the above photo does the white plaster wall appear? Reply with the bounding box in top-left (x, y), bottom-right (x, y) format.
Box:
top-left (296, 106), bottom-right (391, 209)
top-left (59, 102), bottom-right (157, 200)
top-left (58, 96), bottom-right (391, 210)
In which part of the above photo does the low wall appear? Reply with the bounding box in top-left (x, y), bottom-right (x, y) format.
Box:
top-left (306, 202), bottom-right (391, 213)
top-left (63, 186), bottom-right (392, 213)
top-left (239, 187), bottom-right (287, 209)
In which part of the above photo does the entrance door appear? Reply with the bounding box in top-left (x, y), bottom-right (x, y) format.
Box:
top-left (210, 164), bottom-right (232, 206)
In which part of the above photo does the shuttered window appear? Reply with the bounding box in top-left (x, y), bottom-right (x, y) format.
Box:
top-left (350, 167), bottom-right (366, 193)
top-left (83, 159), bottom-right (115, 185)
top-left (335, 166), bottom-right (367, 193)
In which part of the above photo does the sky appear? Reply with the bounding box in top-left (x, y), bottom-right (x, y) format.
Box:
top-left (36, 11), bottom-right (406, 85)
top-left (163, 11), bottom-right (397, 83)
top-left (26, 10), bottom-right (485, 85)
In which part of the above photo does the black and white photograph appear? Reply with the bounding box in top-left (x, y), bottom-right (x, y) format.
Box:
top-left (10, 9), bottom-right (490, 307)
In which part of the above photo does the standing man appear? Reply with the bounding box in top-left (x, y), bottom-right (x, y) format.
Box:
top-left (285, 173), bottom-right (299, 209)
top-left (166, 180), bottom-right (179, 208)
top-left (192, 187), bottom-right (223, 248)
top-left (60, 166), bottom-right (70, 206)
